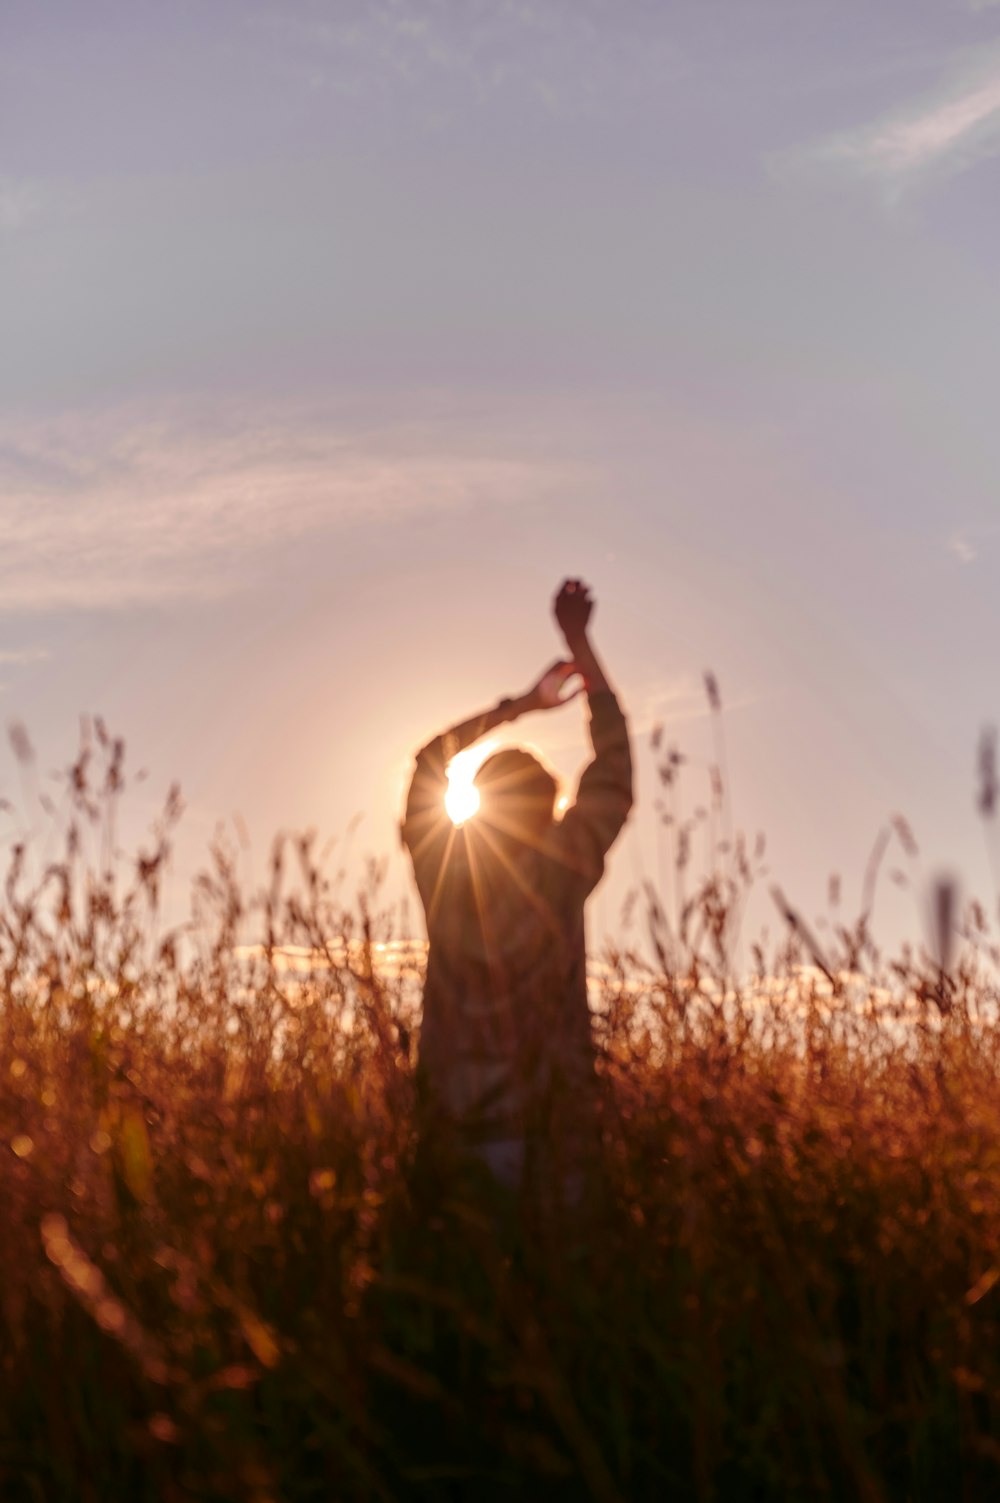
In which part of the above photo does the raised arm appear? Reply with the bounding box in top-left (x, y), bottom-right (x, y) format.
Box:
top-left (553, 580), bottom-right (633, 893)
top-left (401, 662), bottom-right (581, 894)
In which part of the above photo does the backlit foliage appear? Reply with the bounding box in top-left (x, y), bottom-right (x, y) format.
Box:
top-left (1, 715), bottom-right (1000, 1500)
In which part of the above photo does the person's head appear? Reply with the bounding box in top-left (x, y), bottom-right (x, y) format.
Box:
top-left (473, 747), bottom-right (557, 845)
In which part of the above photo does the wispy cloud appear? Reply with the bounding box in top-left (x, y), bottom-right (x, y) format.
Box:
top-left (787, 41), bottom-right (1000, 192)
top-left (0, 179), bottom-right (41, 233)
top-left (0, 403), bottom-right (571, 614)
top-left (948, 522), bottom-right (1000, 564)
top-left (630, 674), bottom-right (761, 739)
top-left (250, 0), bottom-right (684, 125)
top-left (0, 647), bottom-right (50, 666)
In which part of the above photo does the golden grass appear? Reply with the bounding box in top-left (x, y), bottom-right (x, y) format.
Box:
top-left (2, 717), bottom-right (1000, 1500)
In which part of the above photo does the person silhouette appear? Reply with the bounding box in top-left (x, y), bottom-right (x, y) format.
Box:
top-left (401, 580), bottom-right (633, 1199)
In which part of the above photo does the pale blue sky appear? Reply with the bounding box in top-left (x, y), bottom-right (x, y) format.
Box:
top-left (3, 1), bottom-right (1000, 956)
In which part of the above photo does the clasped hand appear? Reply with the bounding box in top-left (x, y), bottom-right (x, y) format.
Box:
top-left (523, 660), bottom-right (583, 713)
top-left (521, 578), bottom-right (596, 712)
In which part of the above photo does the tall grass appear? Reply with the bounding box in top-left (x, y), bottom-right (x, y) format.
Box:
top-left (2, 714), bottom-right (1000, 1500)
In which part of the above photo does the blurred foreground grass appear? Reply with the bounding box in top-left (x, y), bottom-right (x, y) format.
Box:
top-left (2, 722), bottom-right (1000, 1501)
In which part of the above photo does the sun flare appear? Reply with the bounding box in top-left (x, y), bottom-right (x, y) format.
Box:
top-left (445, 779), bottom-right (480, 825)
top-left (445, 740), bottom-right (496, 825)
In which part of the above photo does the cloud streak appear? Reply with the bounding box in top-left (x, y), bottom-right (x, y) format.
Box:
top-left (251, 0), bottom-right (684, 125)
top-left (0, 403), bottom-right (571, 613)
top-left (948, 522), bottom-right (1000, 564)
top-left (629, 674), bottom-right (761, 739)
top-left (0, 647), bottom-right (50, 666)
top-left (789, 42), bottom-right (1000, 190)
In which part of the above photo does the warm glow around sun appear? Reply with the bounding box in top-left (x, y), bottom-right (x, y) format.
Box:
top-left (445, 779), bottom-right (480, 825)
top-left (445, 740), bottom-right (497, 825)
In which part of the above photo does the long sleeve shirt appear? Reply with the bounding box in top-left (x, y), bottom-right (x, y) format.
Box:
top-left (401, 690), bottom-right (633, 1149)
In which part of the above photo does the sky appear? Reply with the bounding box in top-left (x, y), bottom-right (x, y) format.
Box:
top-left (3, 0), bottom-right (1000, 961)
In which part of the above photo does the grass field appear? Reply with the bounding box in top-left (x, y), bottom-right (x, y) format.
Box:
top-left (3, 722), bottom-right (1000, 1500)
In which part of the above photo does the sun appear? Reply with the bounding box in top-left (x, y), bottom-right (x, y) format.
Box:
top-left (444, 740), bottom-right (496, 825)
top-left (445, 777), bottom-right (480, 826)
